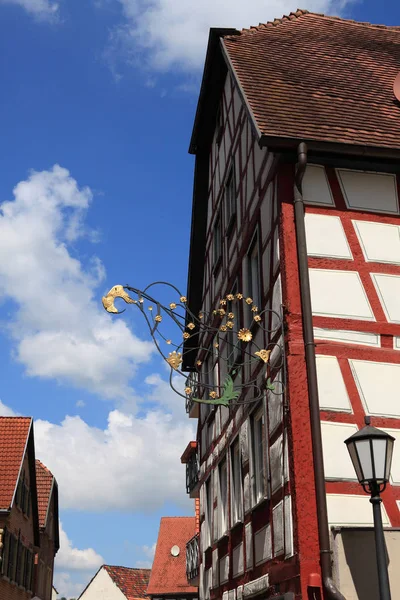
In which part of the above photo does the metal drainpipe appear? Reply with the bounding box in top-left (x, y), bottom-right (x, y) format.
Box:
top-left (293, 142), bottom-right (346, 600)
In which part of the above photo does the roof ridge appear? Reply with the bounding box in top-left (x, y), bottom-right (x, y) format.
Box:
top-left (36, 459), bottom-right (54, 476)
top-left (104, 564), bottom-right (151, 571)
top-left (235, 8), bottom-right (400, 35)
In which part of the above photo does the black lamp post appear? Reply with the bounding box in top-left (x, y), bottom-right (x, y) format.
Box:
top-left (344, 417), bottom-right (395, 600)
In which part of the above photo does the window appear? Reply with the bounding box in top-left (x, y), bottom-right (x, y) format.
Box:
top-left (213, 213), bottom-right (222, 269)
top-left (230, 439), bottom-right (243, 525)
top-left (247, 233), bottom-right (261, 309)
top-left (1, 531), bottom-right (32, 587)
top-left (250, 408), bottom-right (266, 505)
top-left (218, 458), bottom-right (228, 538)
top-left (225, 166), bottom-right (236, 232)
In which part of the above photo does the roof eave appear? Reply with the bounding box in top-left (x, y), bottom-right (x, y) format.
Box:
top-left (189, 27), bottom-right (240, 155)
top-left (259, 134), bottom-right (400, 161)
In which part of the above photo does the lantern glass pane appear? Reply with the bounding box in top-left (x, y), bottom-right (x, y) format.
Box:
top-left (372, 438), bottom-right (387, 482)
top-left (355, 439), bottom-right (373, 482)
top-left (347, 441), bottom-right (364, 483)
top-left (385, 438), bottom-right (395, 482)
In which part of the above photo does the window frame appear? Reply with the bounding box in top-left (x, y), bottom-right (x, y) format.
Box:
top-left (247, 230), bottom-right (262, 311)
top-left (250, 405), bottom-right (267, 506)
top-left (230, 437), bottom-right (243, 526)
top-left (218, 457), bottom-right (228, 539)
top-left (225, 165), bottom-right (237, 236)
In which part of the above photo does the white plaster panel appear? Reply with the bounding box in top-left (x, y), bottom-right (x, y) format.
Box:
top-left (80, 566), bottom-right (127, 600)
top-left (321, 421), bottom-right (358, 480)
top-left (397, 500), bottom-right (400, 512)
top-left (303, 164), bottom-right (334, 206)
top-left (394, 337), bottom-right (400, 351)
top-left (305, 213), bottom-right (352, 259)
top-left (223, 592), bottom-right (228, 600)
top-left (270, 435), bottom-right (284, 494)
top-left (236, 586), bottom-right (243, 600)
top-left (310, 269), bottom-right (375, 321)
top-left (232, 542), bottom-right (244, 577)
top-left (243, 473), bottom-right (251, 514)
top-left (314, 327), bottom-right (380, 347)
top-left (327, 494), bottom-right (390, 526)
top-left (212, 548), bottom-right (219, 587)
top-left (316, 355), bottom-right (352, 412)
top-left (383, 428), bottom-right (400, 485)
top-left (337, 169), bottom-right (399, 214)
top-left (349, 359), bottom-right (400, 418)
top-left (268, 386), bottom-right (283, 436)
top-left (372, 273), bottom-right (400, 323)
top-left (273, 500), bottom-right (284, 556)
top-left (245, 522), bottom-right (253, 569)
top-left (353, 220), bottom-right (400, 264)
top-left (254, 525), bottom-right (272, 565)
top-left (228, 590), bottom-right (236, 600)
top-left (284, 495), bottom-right (294, 558)
top-left (219, 554), bottom-right (229, 584)
top-left (204, 567), bottom-right (211, 600)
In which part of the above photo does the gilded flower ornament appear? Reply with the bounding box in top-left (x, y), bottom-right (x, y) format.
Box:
top-left (209, 391), bottom-right (218, 399)
top-left (236, 293), bottom-right (243, 300)
top-left (170, 302), bottom-right (177, 310)
top-left (226, 294), bottom-right (235, 301)
top-left (166, 351), bottom-right (182, 370)
top-left (155, 315), bottom-right (162, 323)
top-left (255, 349), bottom-right (271, 363)
top-left (180, 296), bottom-right (187, 303)
top-left (228, 312), bottom-right (234, 319)
top-left (183, 332), bottom-right (190, 339)
top-left (254, 315), bottom-right (261, 322)
top-left (185, 387), bottom-right (192, 395)
top-left (187, 322), bottom-right (196, 330)
top-left (238, 328), bottom-right (252, 342)
top-left (246, 297), bottom-right (253, 305)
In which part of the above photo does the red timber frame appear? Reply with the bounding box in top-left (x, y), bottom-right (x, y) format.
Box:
top-left (278, 161), bottom-right (400, 598)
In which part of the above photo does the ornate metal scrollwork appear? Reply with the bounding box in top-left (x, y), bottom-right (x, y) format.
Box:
top-left (102, 282), bottom-right (286, 407)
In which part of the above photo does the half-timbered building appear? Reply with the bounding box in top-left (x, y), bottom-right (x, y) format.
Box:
top-left (182, 10), bottom-right (400, 600)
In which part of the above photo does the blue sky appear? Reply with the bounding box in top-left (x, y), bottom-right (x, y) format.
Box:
top-left (0, 0), bottom-right (399, 597)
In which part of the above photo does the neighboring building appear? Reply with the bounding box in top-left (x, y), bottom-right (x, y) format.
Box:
top-left (52, 586), bottom-right (58, 600)
top-left (78, 565), bottom-right (151, 600)
top-left (35, 460), bottom-right (60, 600)
top-left (147, 517), bottom-right (198, 600)
top-left (183, 10), bottom-right (400, 600)
top-left (0, 417), bottom-right (58, 600)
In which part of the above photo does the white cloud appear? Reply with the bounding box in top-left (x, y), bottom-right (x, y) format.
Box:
top-left (0, 400), bottom-right (17, 416)
top-left (76, 400), bottom-right (85, 408)
top-left (56, 522), bottom-right (104, 571)
top-left (0, 165), bottom-right (153, 402)
top-left (33, 371), bottom-right (195, 512)
top-left (135, 542), bottom-right (156, 568)
top-left (0, 0), bottom-right (59, 21)
top-left (54, 571), bottom-right (88, 599)
top-left (104, 0), bottom-right (356, 73)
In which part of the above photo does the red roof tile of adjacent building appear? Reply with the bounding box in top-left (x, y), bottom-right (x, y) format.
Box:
top-left (104, 566), bottom-right (151, 600)
top-left (147, 517), bottom-right (197, 596)
top-left (223, 10), bottom-right (400, 150)
top-left (36, 460), bottom-right (54, 528)
top-left (0, 417), bottom-right (32, 510)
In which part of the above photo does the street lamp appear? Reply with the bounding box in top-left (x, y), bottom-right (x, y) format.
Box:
top-left (344, 417), bottom-right (395, 600)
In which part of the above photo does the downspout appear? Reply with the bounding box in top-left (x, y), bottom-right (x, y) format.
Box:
top-left (293, 142), bottom-right (346, 600)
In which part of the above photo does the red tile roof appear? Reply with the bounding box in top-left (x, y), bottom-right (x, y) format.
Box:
top-left (223, 10), bottom-right (400, 150)
top-left (104, 566), bottom-right (151, 600)
top-left (0, 417), bottom-right (32, 510)
top-left (36, 460), bottom-right (54, 528)
top-left (147, 517), bottom-right (197, 596)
